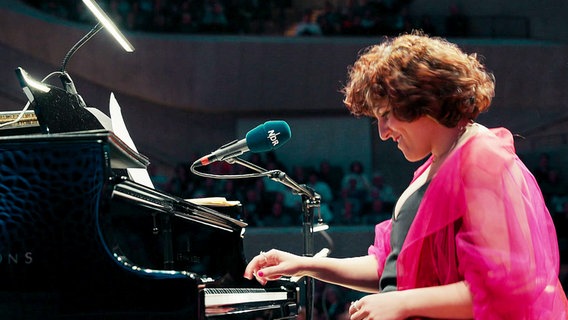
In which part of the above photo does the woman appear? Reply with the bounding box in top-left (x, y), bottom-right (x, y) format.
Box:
top-left (244, 32), bottom-right (568, 319)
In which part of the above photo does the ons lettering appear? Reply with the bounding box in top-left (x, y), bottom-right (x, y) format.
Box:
top-left (0, 252), bottom-right (33, 264)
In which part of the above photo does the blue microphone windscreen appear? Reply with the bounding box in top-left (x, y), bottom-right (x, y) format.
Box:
top-left (246, 120), bottom-right (292, 153)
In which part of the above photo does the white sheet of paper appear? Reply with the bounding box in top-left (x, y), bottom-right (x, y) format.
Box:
top-left (109, 92), bottom-right (154, 188)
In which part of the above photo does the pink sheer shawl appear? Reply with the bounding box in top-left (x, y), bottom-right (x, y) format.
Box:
top-left (368, 127), bottom-right (568, 319)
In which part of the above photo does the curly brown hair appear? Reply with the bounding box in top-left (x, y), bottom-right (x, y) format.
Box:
top-left (342, 32), bottom-right (495, 127)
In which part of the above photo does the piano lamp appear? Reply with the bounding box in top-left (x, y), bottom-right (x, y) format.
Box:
top-left (60, 0), bottom-right (135, 99)
top-left (12, 0), bottom-right (134, 134)
top-left (81, 0), bottom-right (134, 53)
top-left (18, 68), bottom-right (50, 95)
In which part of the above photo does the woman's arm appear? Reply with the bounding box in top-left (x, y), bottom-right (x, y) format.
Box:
top-left (244, 249), bottom-right (381, 293)
top-left (350, 281), bottom-right (474, 319)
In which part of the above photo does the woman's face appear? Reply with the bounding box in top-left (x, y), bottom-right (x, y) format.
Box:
top-left (374, 108), bottom-right (439, 162)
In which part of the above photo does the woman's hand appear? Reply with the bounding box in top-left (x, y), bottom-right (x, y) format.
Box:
top-left (348, 292), bottom-right (409, 320)
top-left (348, 282), bottom-right (474, 320)
top-left (243, 249), bottom-right (306, 285)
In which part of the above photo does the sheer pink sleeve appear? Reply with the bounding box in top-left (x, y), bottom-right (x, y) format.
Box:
top-left (456, 128), bottom-right (566, 318)
top-left (367, 219), bottom-right (392, 279)
top-left (397, 128), bottom-right (568, 318)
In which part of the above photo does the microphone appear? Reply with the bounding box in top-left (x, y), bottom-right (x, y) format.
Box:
top-left (194, 120), bottom-right (291, 167)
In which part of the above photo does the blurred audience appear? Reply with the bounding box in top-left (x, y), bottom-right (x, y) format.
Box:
top-left (152, 150), bottom-right (568, 234)
top-left (22, 0), bottom-right (475, 38)
top-left (153, 152), bottom-right (400, 227)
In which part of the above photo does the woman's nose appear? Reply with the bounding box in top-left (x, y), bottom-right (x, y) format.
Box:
top-left (377, 118), bottom-right (391, 141)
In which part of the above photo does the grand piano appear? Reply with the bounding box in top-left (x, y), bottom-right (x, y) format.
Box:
top-left (0, 127), bottom-right (299, 319)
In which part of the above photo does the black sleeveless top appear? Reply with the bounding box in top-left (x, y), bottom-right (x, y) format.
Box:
top-left (379, 181), bottom-right (430, 292)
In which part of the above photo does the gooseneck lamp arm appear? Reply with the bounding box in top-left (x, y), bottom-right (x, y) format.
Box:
top-left (59, 22), bottom-right (103, 98)
top-left (60, 23), bottom-right (103, 74)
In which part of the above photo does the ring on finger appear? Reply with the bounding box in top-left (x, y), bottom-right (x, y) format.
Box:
top-left (351, 300), bottom-right (360, 311)
top-left (260, 251), bottom-right (268, 263)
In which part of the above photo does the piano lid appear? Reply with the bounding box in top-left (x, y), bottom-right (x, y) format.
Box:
top-left (0, 129), bottom-right (150, 169)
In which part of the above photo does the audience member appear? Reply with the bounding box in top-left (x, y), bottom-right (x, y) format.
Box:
top-left (367, 171), bottom-right (397, 209)
top-left (337, 0), bottom-right (363, 35)
top-left (242, 186), bottom-right (264, 226)
top-left (315, 1), bottom-right (341, 36)
top-left (249, 0), bottom-right (274, 34)
top-left (445, 3), bottom-right (469, 37)
top-left (532, 152), bottom-right (568, 212)
top-left (544, 169), bottom-right (568, 214)
top-left (265, 151), bottom-right (286, 172)
top-left (147, 163), bottom-right (169, 190)
top-left (341, 161), bottom-right (370, 190)
top-left (164, 163), bottom-right (195, 198)
top-left (221, 0), bottom-right (251, 34)
top-left (191, 177), bottom-right (218, 198)
top-left (533, 152), bottom-right (553, 185)
top-left (178, 1), bottom-right (200, 33)
top-left (218, 179), bottom-right (241, 202)
top-left (291, 8), bottom-right (322, 37)
top-left (307, 170), bottom-right (334, 223)
top-left (337, 198), bottom-right (359, 225)
top-left (318, 160), bottom-right (343, 198)
top-left (201, 0), bottom-right (230, 33)
top-left (358, 6), bottom-right (378, 35)
top-left (339, 161), bottom-right (370, 213)
top-left (361, 198), bottom-right (390, 224)
top-left (262, 201), bottom-right (294, 227)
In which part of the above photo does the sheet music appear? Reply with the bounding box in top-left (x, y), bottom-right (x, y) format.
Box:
top-left (187, 197), bottom-right (241, 207)
top-left (109, 92), bottom-right (154, 188)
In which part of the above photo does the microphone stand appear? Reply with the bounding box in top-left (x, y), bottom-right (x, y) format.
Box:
top-left (226, 157), bottom-right (321, 320)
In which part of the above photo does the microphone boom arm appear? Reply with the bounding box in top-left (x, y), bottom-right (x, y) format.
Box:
top-left (227, 157), bottom-right (321, 201)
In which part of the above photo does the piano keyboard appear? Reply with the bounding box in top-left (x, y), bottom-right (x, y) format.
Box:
top-left (204, 287), bottom-right (289, 307)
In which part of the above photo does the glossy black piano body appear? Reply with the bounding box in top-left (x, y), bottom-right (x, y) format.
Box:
top-left (0, 131), bottom-right (298, 319)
